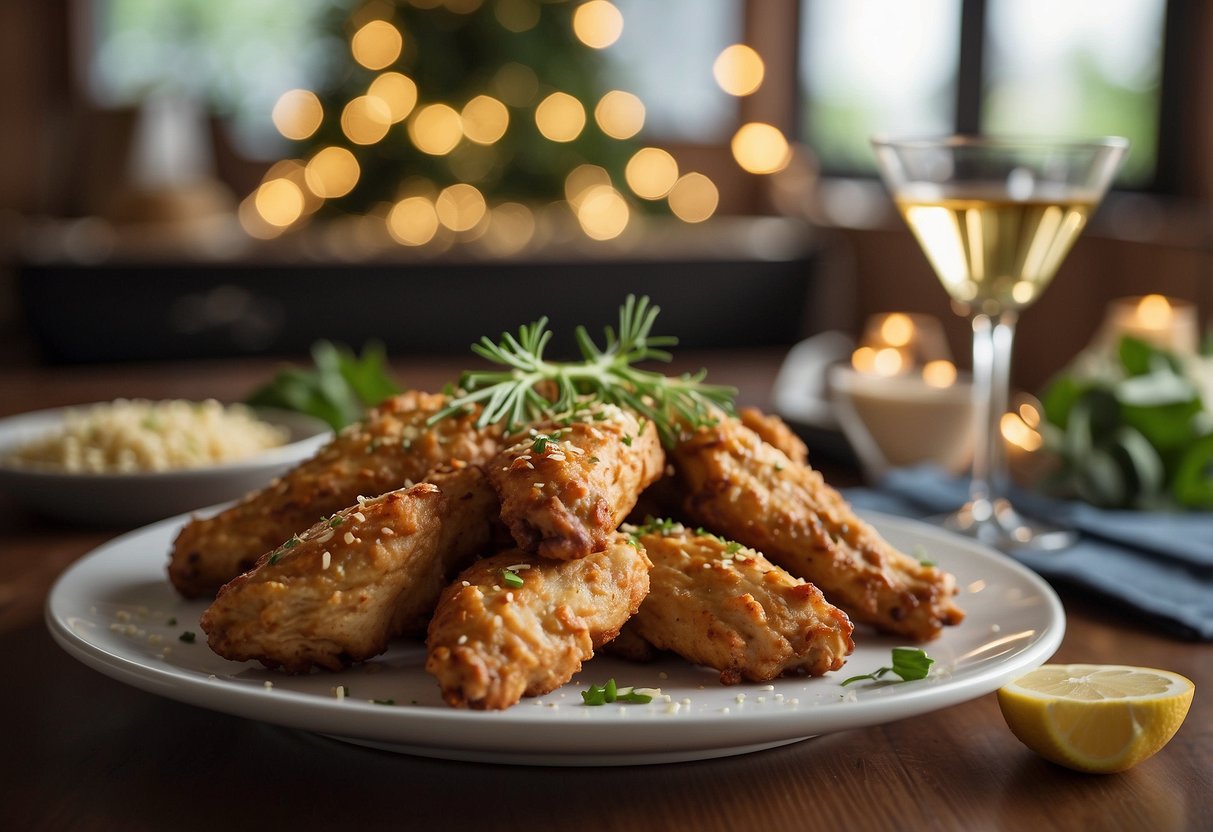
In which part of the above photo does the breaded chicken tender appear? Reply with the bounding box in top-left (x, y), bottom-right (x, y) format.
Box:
top-left (426, 533), bottom-right (650, 710)
top-left (170, 391), bottom-right (502, 598)
top-left (672, 417), bottom-right (964, 642)
top-left (200, 466), bottom-right (498, 673)
top-left (626, 523), bottom-right (854, 684)
top-left (739, 407), bottom-right (808, 465)
top-left (488, 406), bottom-right (664, 560)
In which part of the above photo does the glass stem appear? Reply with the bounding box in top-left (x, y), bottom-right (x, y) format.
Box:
top-left (968, 310), bottom-right (1018, 516)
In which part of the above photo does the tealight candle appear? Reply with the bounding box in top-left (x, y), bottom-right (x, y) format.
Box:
top-left (1101, 294), bottom-right (1198, 355)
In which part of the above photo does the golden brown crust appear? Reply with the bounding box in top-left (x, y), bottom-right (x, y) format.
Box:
top-left (199, 467), bottom-right (498, 673)
top-left (671, 418), bottom-right (964, 642)
top-left (488, 407), bottom-right (664, 560)
top-left (629, 527), bottom-right (854, 684)
top-left (169, 391), bottom-right (502, 598)
top-left (425, 534), bottom-right (651, 710)
top-left (739, 407), bottom-right (809, 466)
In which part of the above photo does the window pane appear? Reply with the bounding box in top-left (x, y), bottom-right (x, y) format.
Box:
top-left (983, 0), bottom-right (1165, 186)
top-left (607, 0), bottom-right (742, 142)
top-left (799, 0), bottom-right (961, 173)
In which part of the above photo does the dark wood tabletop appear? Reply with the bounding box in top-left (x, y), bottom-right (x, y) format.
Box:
top-left (0, 351), bottom-right (1208, 832)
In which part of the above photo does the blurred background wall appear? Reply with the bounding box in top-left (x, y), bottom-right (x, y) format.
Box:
top-left (1, 0), bottom-right (1210, 391)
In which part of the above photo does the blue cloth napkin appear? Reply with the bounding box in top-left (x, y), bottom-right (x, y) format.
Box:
top-left (843, 467), bottom-right (1213, 641)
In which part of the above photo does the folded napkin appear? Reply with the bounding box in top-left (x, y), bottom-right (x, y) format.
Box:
top-left (844, 467), bottom-right (1213, 641)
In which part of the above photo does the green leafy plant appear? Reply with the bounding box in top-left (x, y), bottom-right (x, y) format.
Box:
top-left (430, 295), bottom-right (736, 447)
top-left (246, 340), bottom-right (401, 430)
top-left (1040, 336), bottom-right (1213, 509)
top-left (841, 648), bottom-right (935, 686)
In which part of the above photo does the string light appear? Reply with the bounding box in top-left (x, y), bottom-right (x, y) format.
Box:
top-left (387, 196), bottom-right (439, 246)
top-left (482, 202), bottom-right (536, 254)
top-left (625, 147), bottom-right (678, 200)
top-left (368, 72), bottom-right (418, 123)
top-left (435, 183), bottom-right (487, 232)
top-left (731, 122), bottom-right (791, 174)
top-left (595, 90), bottom-right (644, 139)
top-left (667, 172), bottom-right (718, 223)
top-left (713, 44), bottom-right (765, 96)
top-left (565, 164), bottom-right (612, 208)
top-left (304, 147), bottom-right (360, 198)
top-left (271, 90), bottom-right (323, 141)
top-left (576, 184), bottom-right (629, 240)
top-left (409, 104), bottom-right (463, 155)
top-left (495, 0), bottom-right (540, 32)
top-left (350, 20), bottom-right (403, 70)
top-left (254, 179), bottom-right (305, 227)
top-left (461, 95), bottom-right (510, 144)
top-left (341, 95), bottom-right (393, 145)
top-left (572, 1), bottom-right (623, 49)
top-left (535, 92), bottom-right (586, 142)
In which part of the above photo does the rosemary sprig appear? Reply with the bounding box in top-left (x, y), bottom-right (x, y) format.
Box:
top-left (429, 295), bottom-right (736, 447)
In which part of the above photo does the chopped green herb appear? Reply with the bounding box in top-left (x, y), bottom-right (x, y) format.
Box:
top-left (841, 648), bottom-right (934, 686)
top-left (912, 545), bottom-right (936, 568)
top-left (268, 552), bottom-right (282, 565)
top-left (581, 678), bottom-right (653, 706)
top-left (622, 434), bottom-right (634, 447)
top-left (166, 617), bottom-right (177, 627)
top-left (531, 434), bottom-right (555, 453)
top-left (179, 631), bottom-right (196, 643)
top-left (329, 515), bottom-right (344, 528)
top-left (283, 535), bottom-right (301, 549)
top-left (588, 455), bottom-right (600, 465)
top-left (502, 568), bottom-right (525, 589)
top-left (774, 462), bottom-right (785, 472)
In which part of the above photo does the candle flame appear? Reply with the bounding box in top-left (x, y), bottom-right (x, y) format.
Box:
top-left (922, 360), bottom-right (957, 388)
top-left (1001, 412), bottom-right (1043, 452)
top-left (879, 313), bottom-right (915, 347)
top-left (1137, 294), bottom-right (1173, 328)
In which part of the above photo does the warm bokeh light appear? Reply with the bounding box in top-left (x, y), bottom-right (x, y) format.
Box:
top-left (408, 104), bottom-right (464, 155)
top-left (576, 184), bottom-right (629, 240)
top-left (625, 147), bottom-right (678, 200)
top-left (271, 89), bottom-right (323, 141)
top-left (923, 360), bottom-right (958, 389)
top-left (448, 143), bottom-right (499, 182)
top-left (351, 20), bottom-right (403, 71)
top-left (880, 312), bottom-right (915, 348)
top-left (564, 164), bottom-right (611, 208)
top-left (573, 1), bottom-right (623, 49)
top-left (535, 92), bottom-right (586, 142)
top-left (304, 147), bottom-right (360, 198)
top-left (713, 44), bottom-right (765, 96)
top-left (667, 172), bottom-right (718, 223)
top-left (435, 183), bottom-right (487, 232)
top-left (1019, 401), bottom-right (1042, 429)
top-left (461, 95), bottom-right (510, 144)
top-left (594, 90), bottom-right (645, 140)
top-left (254, 179), bottom-right (305, 228)
top-left (872, 347), bottom-right (905, 377)
top-left (731, 122), bottom-right (791, 174)
top-left (495, 0), bottom-right (540, 32)
top-left (368, 72), bottom-right (418, 123)
top-left (483, 201), bottom-right (536, 255)
top-left (264, 159), bottom-right (321, 216)
top-left (1001, 412), bottom-right (1043, 452)
top-left (1137, 293), bottom-right (1173, 327)
top-left (851, 347), bottom-right (877, 374)
top-left (238, 194), bottom-right (284, 240)
top-left (387, 196), bottom-right (439, 246)
top-left (341, 95), bottom-right (392, 145)
top-left (492, 62), bottom-right (539, 107)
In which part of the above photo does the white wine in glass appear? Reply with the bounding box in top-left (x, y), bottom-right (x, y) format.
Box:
top-left (872, 137), bottom-right (1128, 550)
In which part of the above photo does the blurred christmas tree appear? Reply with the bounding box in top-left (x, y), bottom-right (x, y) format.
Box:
top-left (244, 0), bottom-right (714, 247)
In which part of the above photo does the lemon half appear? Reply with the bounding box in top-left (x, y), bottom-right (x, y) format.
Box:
top-left (997, 664), bottom-right (1194, 773)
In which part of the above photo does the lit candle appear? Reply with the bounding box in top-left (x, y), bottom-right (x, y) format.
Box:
top-left (1102, 294), bottom-right (1198, 355)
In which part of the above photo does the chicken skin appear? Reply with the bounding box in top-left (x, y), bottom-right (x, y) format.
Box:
top-left (170, 391), bottom-right (502, 598)
top-left (488, 405), bottom-right (664, 560)
top-left (425, 533), bottom-right (651, 710)
top-left (625, 523), bottom-right (854, 684)
top-left (671, 417), bottom-right (964, 642)
top-left (738, 407), bottom-right (808, 466)
top-left (200, 466), bottom-right (498, 673)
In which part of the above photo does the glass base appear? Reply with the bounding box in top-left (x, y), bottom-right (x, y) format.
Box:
top-left (935, 498), bottom-right (1076, 552)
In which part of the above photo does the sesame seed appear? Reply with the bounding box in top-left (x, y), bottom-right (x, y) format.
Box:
top-left (461, 580), bottom-right (470, 587)
top-left (735, 693), bottom-right (746, 703)
top-left (492, 584), bottom-right (501, 592)
top-left (352, 511), bottom-right (366, 523)
top-left (680, 698), bottom-right (692, 705)
top-left (321, 551), bottom-right (331, 570)
top-left (665, 703), bottom-right (681, 714)
top-left (457, 635), bottom-right (468, 645)
top-left (506, 592), bottom-right (514, 602)
top-left (533, 482), bottom-right (545, 489)
top-left (316, 529), bottom-right (334, 544)
top-left (381, 527), bottom-right (394, 536)
top-left (492, 614), bottom-right (503, 628)
top-left (343, 532), bottom-right (355, 545)
top-left (787, 698), bottom-right (799, 706)
top-left (720, 707), bottom-right (730, 714)
top-left (115, 610), bottom-right (131, 622)
top-left (264, 681), bottom-right (273, 690)
top-left (760, 684), bottom-right (775, 691)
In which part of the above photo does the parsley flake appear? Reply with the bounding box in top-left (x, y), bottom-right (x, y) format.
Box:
top-left (841, 648), bottom-right (934, 686)
top-left (179, 631), bottom-right (197, 644)
top-left (581, 678), bottom-right (654, 706)
top-left (502, 568), bottom-right (524, 589)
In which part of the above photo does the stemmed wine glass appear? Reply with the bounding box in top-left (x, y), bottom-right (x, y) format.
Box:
top-left (871, 135), bottom-right (1128, 550)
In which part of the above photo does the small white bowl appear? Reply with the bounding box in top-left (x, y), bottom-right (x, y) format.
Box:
top-left (0, 405), bottom-right (332, 526)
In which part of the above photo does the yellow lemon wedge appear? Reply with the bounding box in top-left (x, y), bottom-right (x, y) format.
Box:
top-left (997, 664), bottom-right (1194, 773)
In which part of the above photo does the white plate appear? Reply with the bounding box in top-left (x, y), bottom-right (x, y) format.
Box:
top-left (0, 406), bottom-right (331, 525)
top-left (47, 512), bottom-right (1064, 766)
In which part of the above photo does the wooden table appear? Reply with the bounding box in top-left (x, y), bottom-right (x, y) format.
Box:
top-left (0, 352), bottom-right (1208, 832)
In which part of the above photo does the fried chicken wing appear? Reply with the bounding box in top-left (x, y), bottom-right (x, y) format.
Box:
top-left (170, 391), bottom-right (502, 598)
top-left (425, 533), bottom-right (650, 710)
top-left (488, 406), bottom-right (664, 560)
top-left (199, 466), bottom-right (498, 673)
top-left (671, 417), bottom-right (964, 641)
top-left (626, 524), bottom-right (854, 684)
